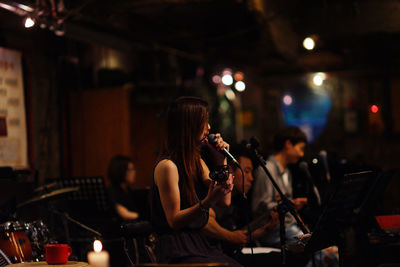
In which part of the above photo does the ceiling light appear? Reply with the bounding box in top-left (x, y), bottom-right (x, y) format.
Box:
top-left (313, 73), bottom-right (326, 86)
top-left (303, 37), bottom-right (315, 50)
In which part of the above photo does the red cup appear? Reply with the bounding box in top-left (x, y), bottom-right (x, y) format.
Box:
top-left (45, 244), bottom-right (72, 264)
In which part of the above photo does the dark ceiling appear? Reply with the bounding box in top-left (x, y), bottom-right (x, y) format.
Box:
top-left (2, 0), bottom-right (400, 75)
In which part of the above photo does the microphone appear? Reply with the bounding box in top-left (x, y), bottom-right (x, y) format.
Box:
top-left (299, 161), bottom-right (321, 206)
top-left (319, 150), bottom-right (331, 183)
top-left (208, 134), bottom-right (240, 167)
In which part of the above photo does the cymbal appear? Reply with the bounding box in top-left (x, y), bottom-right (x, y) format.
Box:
top-left (17, 187), bottom-right (79, 209)
top-left (33, 182), bottom-right (59, 193)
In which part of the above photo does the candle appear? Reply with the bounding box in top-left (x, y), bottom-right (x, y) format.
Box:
top-left (87, 240), bottom-right (110, 267)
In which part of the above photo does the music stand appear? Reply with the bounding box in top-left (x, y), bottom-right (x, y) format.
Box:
top-left (59, 176), bottom-right (111, 215)
top-left (54, 177), bottom-right (112, 240)
top-left (303, 170), bottom-right (382, 267)
top-left (304, 171), bottom-right (376, 251)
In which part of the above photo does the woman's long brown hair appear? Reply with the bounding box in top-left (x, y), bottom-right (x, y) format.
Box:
top-left (163, 97), bottom-right (209, 205)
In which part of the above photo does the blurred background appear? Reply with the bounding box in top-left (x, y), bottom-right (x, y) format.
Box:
top-left (1, 0), bottom-right (399, 187)
top-left (1, 0), bottom-right (400, 265)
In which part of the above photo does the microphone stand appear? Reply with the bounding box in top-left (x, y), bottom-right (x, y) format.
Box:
top-left (48, 202), bottom-right (102, 240)
top-left (247, 138), bottom-right (310, 266)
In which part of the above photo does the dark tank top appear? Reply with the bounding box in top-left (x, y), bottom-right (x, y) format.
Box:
top-left (151, 158), bottom-right (208, 233)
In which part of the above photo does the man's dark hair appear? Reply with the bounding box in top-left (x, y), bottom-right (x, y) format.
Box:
top-left (230, 143), bottom-right (255, 169)
top-left (107, 155), bottom-right (132, 185)
top-left (273, 126), bottom-right (307, 152)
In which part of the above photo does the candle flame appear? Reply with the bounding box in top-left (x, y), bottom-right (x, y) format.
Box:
top-left (93, 240), bottom-right (102, 252)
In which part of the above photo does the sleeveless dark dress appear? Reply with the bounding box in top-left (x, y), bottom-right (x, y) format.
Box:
top-left (151, 158), bottom-right (241, 266)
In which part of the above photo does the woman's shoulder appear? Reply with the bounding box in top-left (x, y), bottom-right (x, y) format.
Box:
top-left (155, 158), bottom-right (177, 170)
top-left (154, 159), bottom-right (179, 185)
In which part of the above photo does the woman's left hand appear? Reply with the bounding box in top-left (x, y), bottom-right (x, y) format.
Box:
top-left (221, 172), bottom-right (234, 194)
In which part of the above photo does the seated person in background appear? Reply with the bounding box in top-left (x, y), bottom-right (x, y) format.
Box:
top-left (107, 155), bottom-right (140, 221)
top-left (251, 126), bottom-right (308, 247)
top-left (203, 144), bottom-right (280, 266)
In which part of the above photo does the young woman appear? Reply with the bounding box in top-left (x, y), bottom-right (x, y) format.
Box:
top-left (107, 155), bottom-right (140, 221)
top-left (151, 97), bottom-right (240, 266)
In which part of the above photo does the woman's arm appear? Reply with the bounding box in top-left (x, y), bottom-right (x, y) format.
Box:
top-left (154, 159), bottom-right (212, 230)
top-left (115, 203), bottom-right (139, 220)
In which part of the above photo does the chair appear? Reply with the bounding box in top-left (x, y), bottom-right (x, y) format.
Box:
top-left (121, 221), bottom-right (154, 264)
top-left (144, 245), bottom-right (157, 263)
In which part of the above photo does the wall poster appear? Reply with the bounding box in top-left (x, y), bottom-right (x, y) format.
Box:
top-left (0, 47), bottom-right (28, 168)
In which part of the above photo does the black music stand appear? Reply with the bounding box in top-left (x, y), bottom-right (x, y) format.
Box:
top-left (304, 170), bottom-right (379, 266)
top-left (59, 176), bottom-right (111, 215)
top-left (56, 177), bottom-right (112, 238)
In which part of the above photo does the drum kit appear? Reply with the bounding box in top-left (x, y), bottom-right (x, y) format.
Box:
top-left (0, 184), bottom-right (80, 264)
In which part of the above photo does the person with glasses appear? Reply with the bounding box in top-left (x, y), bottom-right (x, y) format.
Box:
top-left (107, 155), bottom-right (140, 221)
top-left (203, 144), bottom-right (280, 266)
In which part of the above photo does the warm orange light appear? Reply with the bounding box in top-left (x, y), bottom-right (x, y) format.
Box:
top-left (371, 105), bottom-right (379, 113)
top-left (234, 72), bottom-right (244, 81)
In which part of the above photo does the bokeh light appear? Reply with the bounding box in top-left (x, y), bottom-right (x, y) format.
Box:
top-left (283, 94), bottom-right (293, 105)
top-left (234, 81), bottom-right (246, 92)
top-left (222, 74), bottom-right (233, 86)
top-left (225, 89), bottom-right (236, 100)
top-left (234, 72), bottom-right (244, 81)
top-left (303, 37), bottom-right (315, 50)
top-left (212, 75), bottom-right (221, 84)
top-left (24, 17), bottom-right (35, 28)
top-left (371, 104), bottom-right (379, 113)
top-left (312, 73), bottom-right (326, 86)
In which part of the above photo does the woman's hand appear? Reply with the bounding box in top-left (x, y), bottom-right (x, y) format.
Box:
top-left (203, 172), bottom-right (234, 208)
top-left (213, 133), bottom-right (230, 152)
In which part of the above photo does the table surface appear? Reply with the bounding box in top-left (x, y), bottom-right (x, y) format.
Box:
top-left (8, 261), bottom-right (89, 266)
